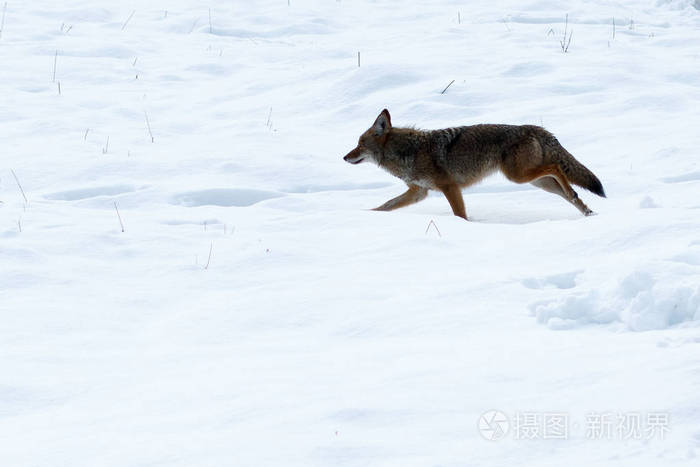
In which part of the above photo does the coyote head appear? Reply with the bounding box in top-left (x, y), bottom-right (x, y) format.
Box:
top-left (343, 109), bottom-right (391, 165)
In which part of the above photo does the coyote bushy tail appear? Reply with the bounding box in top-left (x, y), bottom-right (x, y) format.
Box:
top-left (556, 147), bottom-right (606, 198)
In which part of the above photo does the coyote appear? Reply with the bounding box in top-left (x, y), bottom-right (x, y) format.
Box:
top-left (343, 109), bottom-right (605, 220)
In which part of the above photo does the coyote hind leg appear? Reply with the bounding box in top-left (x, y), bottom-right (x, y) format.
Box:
top-left (531, 176), bottom-right (594, 216)
top-left (372, 184), bottom-right (428, 211)
top-left (504, 161), bottom-right (594, 216)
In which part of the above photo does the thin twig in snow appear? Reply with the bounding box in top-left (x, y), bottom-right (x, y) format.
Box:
top-left (441, 79), bottom-right (455, 94)
top-left (103, 136), bottom-right (109, 154)
top-left (114, 202), bottom-right (125, 232)
top-left (0, 2), bottom-right (7, 40)
top-left (52, 50), bottom-right (58, 82)
top-left (560, 14), bottom-right (573, 53)
top-left (10, 169), bottom-right (28, 206)
top-left (425, 219), bottom-right (441, 237)
top-left (122, 10), bottom-right (135, 31)
top-left (564, 30), bottom-right (573, 52)
top-left (144, 111), bottom-right (154, 142)
top-left (204, 242), bottom-right (213, 269)
top-left (357, 51), bottom-right (360, 67)
top-left (189, 18), bottom-right (199, 33)
top-left (84, 128), bottom-right (89, 140)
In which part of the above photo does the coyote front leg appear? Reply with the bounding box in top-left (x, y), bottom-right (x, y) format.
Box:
top-left (439, 184), bottom-right (467, 220)
top-left (373, 184), bottom-right (428, 211)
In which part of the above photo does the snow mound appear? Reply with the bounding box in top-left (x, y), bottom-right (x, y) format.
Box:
top-left (531, 270), bottom-right (700, 331)
top-left (656, 0), bottom-right (700, 11)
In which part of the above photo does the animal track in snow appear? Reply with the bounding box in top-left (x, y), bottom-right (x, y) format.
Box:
top-left (283, 182), bottom-right (391, 193)
top-left (502, 62), bottom-right (552, 77)
top-left (170, 188), bottom-right (282, 207)
top-left (661, 171), bottom-right (700, 183)
top-left (44, 184), bottom-right (136, 201)
top-left (668, 247), bottom-right (700, 266)
top-left (522, 270), bottom-right (581, 290)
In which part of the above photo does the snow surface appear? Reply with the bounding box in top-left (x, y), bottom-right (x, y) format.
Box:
top-left (2, 0), bottom-right (700, 465)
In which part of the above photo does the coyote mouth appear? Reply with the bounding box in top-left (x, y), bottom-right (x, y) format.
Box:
top-left (344, 154), bottom-right (365, 164)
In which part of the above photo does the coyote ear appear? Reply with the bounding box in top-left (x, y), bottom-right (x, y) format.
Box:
top-left (372, 109), bottom-right (392, 136)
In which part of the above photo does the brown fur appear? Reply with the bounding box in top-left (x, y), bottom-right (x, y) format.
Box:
top-left (343, 109), bottom-right (605, 220)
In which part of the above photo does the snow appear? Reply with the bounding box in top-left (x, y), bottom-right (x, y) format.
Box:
top-left (532, 268), bottom-right (700, 330)
top-left (1, 0), bottom-right (700, 466)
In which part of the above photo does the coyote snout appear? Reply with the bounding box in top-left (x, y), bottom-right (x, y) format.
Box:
top-left (343, 109), bottom-right (605, 220)
top-left (343, 146), bottom-right (366, 165)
